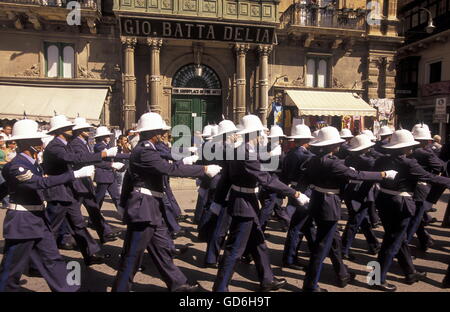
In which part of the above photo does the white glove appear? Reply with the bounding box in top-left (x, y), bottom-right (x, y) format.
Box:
top-left (188, 147), bottom-right (198, 153)
top-left (104, 147), bottom-right (118, 157)
top-left (349, 167), bottom-right (356, 171)
top-left (384, 170), bottom-right (398, 180)
top-left (74, 165), bottom-right (95, 179)
top-left (296, 193), bottom-right (310, 206)
top-left (182, 155), bottom-right (199, 165)
top-left (269, 145), bottom-right (282, 157)
top-left (205, 165), bottom-right (222, 178)
top-left (111, 162), bottom-right (125, 170)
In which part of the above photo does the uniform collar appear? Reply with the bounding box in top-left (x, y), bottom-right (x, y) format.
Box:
top-left (20, 152), bottom-right (36, 165)
top-left (57, 136), bottom-right (68, 146)
top-left (77, 136), bottom-right (88, 145)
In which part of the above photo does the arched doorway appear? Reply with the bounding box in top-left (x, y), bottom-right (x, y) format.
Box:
top-left (171, 64), bottom-right (222, 133)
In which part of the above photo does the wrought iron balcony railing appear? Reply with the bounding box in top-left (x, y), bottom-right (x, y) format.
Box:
top-left (0, 0), bottom-right (98, 9)
top-left (281, 4), bottom-right (367, 31)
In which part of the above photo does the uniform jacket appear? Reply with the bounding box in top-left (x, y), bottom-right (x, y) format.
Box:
top-left (335, 142), bottom-right (351, 160)
top-left (68, 137), bottom-right (97, 195)
top-left (2, 153), bottom-right (75, 239)
top-left (304, 154), bottom-right (383, 221)
top-left (93, 141), bottom-right (130, 184)
top-left (374, 138), bottom-right (390, 154)
top-left (120, 140), bottom-right (205, 225)
top-left (214, 143), bottom-right (296, 219)
top-left (42, 137), bottom-right (102, 202)
top-left (281, 146), bottom-right (314, 192)
top-left (374, 154), bottom-right (450, 216)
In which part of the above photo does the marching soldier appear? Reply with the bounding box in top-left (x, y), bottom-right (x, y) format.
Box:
top-left (281, 123), bottom-right (316, 270)
top-left (212, 115), bottom-right (309, 292)
top-left (43, 115), bottom-right (117, 266)
top-left (373, 129), bottom-right (450, 291)
top-left (112, 112), bottom-right (222, 292)
top-left (374, 126), bottom-right (393, 154)
top-left (335, 128), bottom-right (353, 160)
top-left (302, 126), bottom-right (397, 292)
top-left (0, 119), bottom-right (94, 291)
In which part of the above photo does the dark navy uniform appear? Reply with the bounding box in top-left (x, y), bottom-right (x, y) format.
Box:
top-left (112, 140), bottom-right (206, 292)
top-left (69, 137), bottom-right (116, 243)
top-left (94, 141), bottom-right (129, 213)
top-left (213, 143), bottom-right (296, 292)
top-left (409, 145), bottom-right (445, 248)
top-left (335, 142), bottom-right (351, 160)
top-left (43, 137), bottom-right (103, 261)
top-left (0, 153), bottom-right (79, 291)
top-left (341, 152), bottom-right (380, 256)
top-left (302, 154), bottom-right (383, 291)
top-left (374, 138), bottom-right (390, 155)
top-left (281, 145), bottom-right (316, 266)
top-left (373, 154), bottom-right (450, 284)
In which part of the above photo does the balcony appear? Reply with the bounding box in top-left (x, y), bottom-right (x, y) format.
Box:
top-left (280, 3), bottom-right (367, 32)
top-left (0, 0), bottom-right (98, 9)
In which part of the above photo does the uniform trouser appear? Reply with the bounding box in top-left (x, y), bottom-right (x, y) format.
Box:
top-left (76, 194), bottom-right (114, 243)
top-left (162, 195), bottom-right (181, 234)
top-left (46, 201), bottom-right (101, 260)
top-left (407, 201), bottom-right (432, 247)
top-left (165, 182), bottom-right (182, 217)
top-left (95, 182), bottom-right (120, 211)
top-left (342, 202), bottom-right (380, 256)
top-left (205, 207), bottom-right (232, 265)
top-left (213, 216), bottom-right (274, 292)
top-left (259, 193), bottom-right (291, 231)
top-left (443, 201), bottom-right (450, 227)
top-left (377, 200), bottom-right (415, 283)
top-left (282, 204), bottom-right (316, 265)
top-left (0, 228), bottom-right (80, 292)
top-left (194, 187), bottom-right (208, 225)
top-left (112, 221), bottom-right (187, 292)
top-left (368, 202), bottom-right (381, 225)
top-left (303, 220), bottom-right (349, 290)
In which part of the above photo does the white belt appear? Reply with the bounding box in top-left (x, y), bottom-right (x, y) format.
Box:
top-left (417, 182), bottom-right (428, 186)
top-left (311, 185), bottom-right (340, 195)
top-left (379, 187), bottom-right (412, 197)
top-left (8, 203), bottom-right (45, 211)
top-left (231, 185), bottom-right (259, 194)
top-left (349, 180), bottom-right (363, 185)
top-left (134, 187), bottom-right (164, 198)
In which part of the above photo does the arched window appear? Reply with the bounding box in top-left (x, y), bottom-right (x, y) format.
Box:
top-left (47, 45), bottom-right (59, 78)
top-left (63, 46), bottom-right (75, 78)
top-left (306, 58), bottom-right (316, 87)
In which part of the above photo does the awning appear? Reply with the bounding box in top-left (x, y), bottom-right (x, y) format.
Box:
top-left (285, 90), bottom-right (377, 117)
top-left (0, 84), bottom-right (109, 124)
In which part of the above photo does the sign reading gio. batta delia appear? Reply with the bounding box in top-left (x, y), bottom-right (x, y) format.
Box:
top-left (120, 17), bottom-right (276, 44)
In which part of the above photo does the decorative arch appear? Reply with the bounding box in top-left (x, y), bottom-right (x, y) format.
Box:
top-left (172, 64), bottom-right (221, 89)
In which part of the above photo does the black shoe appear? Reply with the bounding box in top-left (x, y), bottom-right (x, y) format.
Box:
top-left (28, 267), bottom-right (42, 278)
top-left (260, 278), bottom-right (287, 292)
top-left (368, 245), bottom-right (381, 255)
top-left (430, 208), bottom-right (437, 212)
top-left (405, 271), bottom-right (427, 285)
top-left (338, 224), bottom-right (345, 232)
top-left (171, 229), bottom-right (188, 239)
top-left (173, 282), bottom-right (202, 292)
top-left (85, 253), bottom-right (107, 266)
top-left (342, 253), bottom-right (356, 261)
top-left (203, 262), bottom-right (218, 269)
top-left (138, 265), bottom-right (146, 272)
top-left (303, 287), bottom-right (328, 292)
top-left (372, 222), bottom-right (381, 229)
top-left (102, 230), bottom-right (122, 243)
top-left (176, 215), bottom-right (189, 222)
top-left (173, 245), bottom-right (189, 257)
top-left (426, 217), bottom-right (438, 225)
top-left (240, 255), bottom-right (253, 264)
top-left (370, 282), bottom-right (397, 292)
top-left (419, 239), bottom-right (435, 252)
top-left (337, 272), bottom-right (356, 288)
top-left (282, 262), bottom-right (305, 271)
top-left (281, 226), bottom-right (288, 232)
top-left (58, 242), bottom-right (77, 251)
top-left (442, 277), bottom-right (450, 289)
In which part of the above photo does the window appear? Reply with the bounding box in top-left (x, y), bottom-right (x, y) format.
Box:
top-left (429, 61), bottom-right (442, 83)
top-left (306, 57), bottom-right (329, 88)
top-left (45, 43), bottom-right (75, 78)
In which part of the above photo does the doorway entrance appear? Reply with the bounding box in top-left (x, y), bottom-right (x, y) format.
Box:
top-left (171, 64), bottom-right (222, 133)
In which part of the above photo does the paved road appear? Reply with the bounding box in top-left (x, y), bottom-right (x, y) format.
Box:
top-left (1, 180), bottom-right (449, 292)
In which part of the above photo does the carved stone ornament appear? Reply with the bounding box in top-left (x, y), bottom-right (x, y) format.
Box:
top-left (292, 75), bottom-right (304, 86)
top-left (15, 64), bottom-right (40, 77)
top-left (121, 37), bottom-right (137, 49)
top-left (257, 45), bottom-right (272, 56)
top-left (332, 77), bottom-right (345, 88)
top-left (234, 44), bottom-right (250, 55)
top-left (78, 65), bottom-right (96, 79)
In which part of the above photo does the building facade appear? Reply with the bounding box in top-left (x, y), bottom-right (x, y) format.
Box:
top-left (0, 0), bottom-right (403, 134)
top-left (396, 0), bottom-right (450, 141)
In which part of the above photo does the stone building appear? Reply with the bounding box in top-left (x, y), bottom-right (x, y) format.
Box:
top-left (0, 0), bottom-right (403, 134)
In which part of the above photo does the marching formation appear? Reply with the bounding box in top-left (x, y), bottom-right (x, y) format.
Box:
top-left (0, 111), bottom-right (449, 292)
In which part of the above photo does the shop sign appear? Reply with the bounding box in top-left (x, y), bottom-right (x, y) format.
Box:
top-left (173, 88), bottom-right (222, 95)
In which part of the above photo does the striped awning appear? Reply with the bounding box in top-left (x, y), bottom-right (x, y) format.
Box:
top-left (285, 90), bottom-right (377, 117)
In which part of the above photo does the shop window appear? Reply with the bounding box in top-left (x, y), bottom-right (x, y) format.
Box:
top-left (429, 61), bottom-right (442, 83)
top-left (45, 43), bottom-right (75, 78)
top-left (306, 57), bottom-right (329, 88)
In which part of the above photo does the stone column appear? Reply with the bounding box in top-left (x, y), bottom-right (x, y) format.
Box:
top-left (234, 44), bottom-right (249, 122)
top-left (147, 38), bottom-right (163, 114)
top-left (257, 45), bottom-right (272, 125)
top-left (367, 55), bottom-right (381, 100)
top-left (121, 36), bottom-right (137, 130)
top-left (385, 56), bottom-right (396, 99)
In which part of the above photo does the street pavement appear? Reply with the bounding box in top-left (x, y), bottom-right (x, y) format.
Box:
top-left (0, 178), bottom-right (449, 292)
